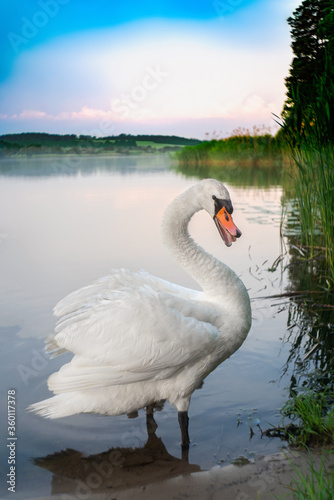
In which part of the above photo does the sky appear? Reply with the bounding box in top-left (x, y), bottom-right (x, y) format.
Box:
top-left (0, 0), bottom-right (300, 139)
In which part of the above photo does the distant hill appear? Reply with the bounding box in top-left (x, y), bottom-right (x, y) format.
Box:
top-left (0, 132), bottom-right (202, 156)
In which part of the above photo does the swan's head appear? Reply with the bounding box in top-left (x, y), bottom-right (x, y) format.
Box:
top-left (198, 179), bottom-right (242, 247)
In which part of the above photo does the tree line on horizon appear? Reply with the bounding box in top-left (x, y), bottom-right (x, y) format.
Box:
top-left (0, 132), bottom-right (202, 153)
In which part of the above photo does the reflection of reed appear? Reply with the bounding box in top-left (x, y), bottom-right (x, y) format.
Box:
top-left (34, 411), bottom-right (200, 497)
top-left (280, 241), bottom-right (334, 389)
top-left (174, 161), bottom-right (284, 189)
top-left (282, 296), bottom-right (334, 387)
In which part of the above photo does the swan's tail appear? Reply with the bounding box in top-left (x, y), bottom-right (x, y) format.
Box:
top-left (28, 394), bottom-right (82, 419)
top-left (44, 335), bottom-right (68, 358)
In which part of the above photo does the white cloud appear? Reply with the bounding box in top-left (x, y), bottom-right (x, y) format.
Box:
top-left (55, 107), bottom-right (111, 120)
top-left (18, 109), bottom-right (51, 119)
top-left (4, 91), bottom-right (281, 126)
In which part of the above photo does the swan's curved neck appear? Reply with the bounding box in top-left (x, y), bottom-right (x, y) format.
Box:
top-left (162, 185), bottom-right (240, 297)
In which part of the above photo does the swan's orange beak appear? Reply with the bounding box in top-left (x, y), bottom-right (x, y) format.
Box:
top-left (214, 207), bottom-right (242, 247)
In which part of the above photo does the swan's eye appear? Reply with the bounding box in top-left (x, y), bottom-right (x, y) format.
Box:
top-left (212, 195), bottom-right (217, 202)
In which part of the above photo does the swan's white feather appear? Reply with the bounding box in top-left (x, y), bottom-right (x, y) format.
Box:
top-left (51, 269), bottom-right (219, 363)
top-left (45, 270), bottom-right (221, 395)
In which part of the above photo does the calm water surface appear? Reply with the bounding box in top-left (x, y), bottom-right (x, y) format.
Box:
top-left (0, 155), bottom-right (295, 498)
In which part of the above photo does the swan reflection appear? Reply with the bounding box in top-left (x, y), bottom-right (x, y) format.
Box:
top-left (33, 410), bottom-right (200, 497)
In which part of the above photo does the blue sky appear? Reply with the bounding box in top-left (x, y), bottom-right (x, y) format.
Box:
top-left (0, 0), bottom-right (300, 138)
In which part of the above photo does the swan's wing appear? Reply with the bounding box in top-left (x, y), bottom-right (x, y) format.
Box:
top-left (47, 270), bottom-right (220, 392)
top-left (53, 269), bottom-right (199, 319)
top-left (47, 269), bottom-right (192, 358)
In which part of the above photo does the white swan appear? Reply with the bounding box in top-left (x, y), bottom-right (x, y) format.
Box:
top-left (29, 179), bottom-right (251, 447)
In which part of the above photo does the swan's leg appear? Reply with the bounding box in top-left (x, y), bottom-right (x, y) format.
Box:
top-left (146, 404), bottom-right (154, 415)
top-left (181, 445), bottom-right (189, 462)
top-left (146, 405), bottom-right (158, 436)
top-left (178, 411), bottom-right (190, 448)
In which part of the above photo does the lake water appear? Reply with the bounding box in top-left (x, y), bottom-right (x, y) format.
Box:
top-left (0, 154), bottom-right (299, 498)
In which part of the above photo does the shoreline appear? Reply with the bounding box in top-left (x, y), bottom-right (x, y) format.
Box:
top-left (25, 448), bottom-right (334, 500)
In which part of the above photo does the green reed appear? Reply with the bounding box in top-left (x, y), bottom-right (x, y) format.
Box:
top-left (281, 388), bottom-right (334, 447)
top-left (175, 126), bottom-right (284, 168)
top-left (282, 450), bottom-right (334, 500)
top-left (288, 147), bottom-right (334, 273)
top-left (282, 52), bottom-right (334, 282)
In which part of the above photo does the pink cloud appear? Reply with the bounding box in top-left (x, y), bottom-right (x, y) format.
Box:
top-left (17, 109), bottom-right (51, 119)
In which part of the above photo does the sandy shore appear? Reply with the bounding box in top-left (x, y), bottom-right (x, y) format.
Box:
top-left (28, 446), bottom-right (333, 500)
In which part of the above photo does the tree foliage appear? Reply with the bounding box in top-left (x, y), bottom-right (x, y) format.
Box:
top-left (283, 0), bottom-right (334, 145)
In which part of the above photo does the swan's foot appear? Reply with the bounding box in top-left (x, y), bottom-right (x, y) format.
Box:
top-left (178, 411), bottom-right (190, 449)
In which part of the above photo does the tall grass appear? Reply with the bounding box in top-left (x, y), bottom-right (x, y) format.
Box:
top-left (268, 382), bottom-right (334, 499)
top-left (281, 389), bottom-right (334, 447)
top-left (287, 148), bottom-right (334, 274)
top-left (284, 450), bottom-right (334, 500)
top-left (281, 51), bottom-right (334, 282)
top-left (176, 126), bottom-right (285, 168)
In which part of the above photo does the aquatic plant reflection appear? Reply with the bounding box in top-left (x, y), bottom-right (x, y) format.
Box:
top-left (280, 228), bottom-right (334, 394)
